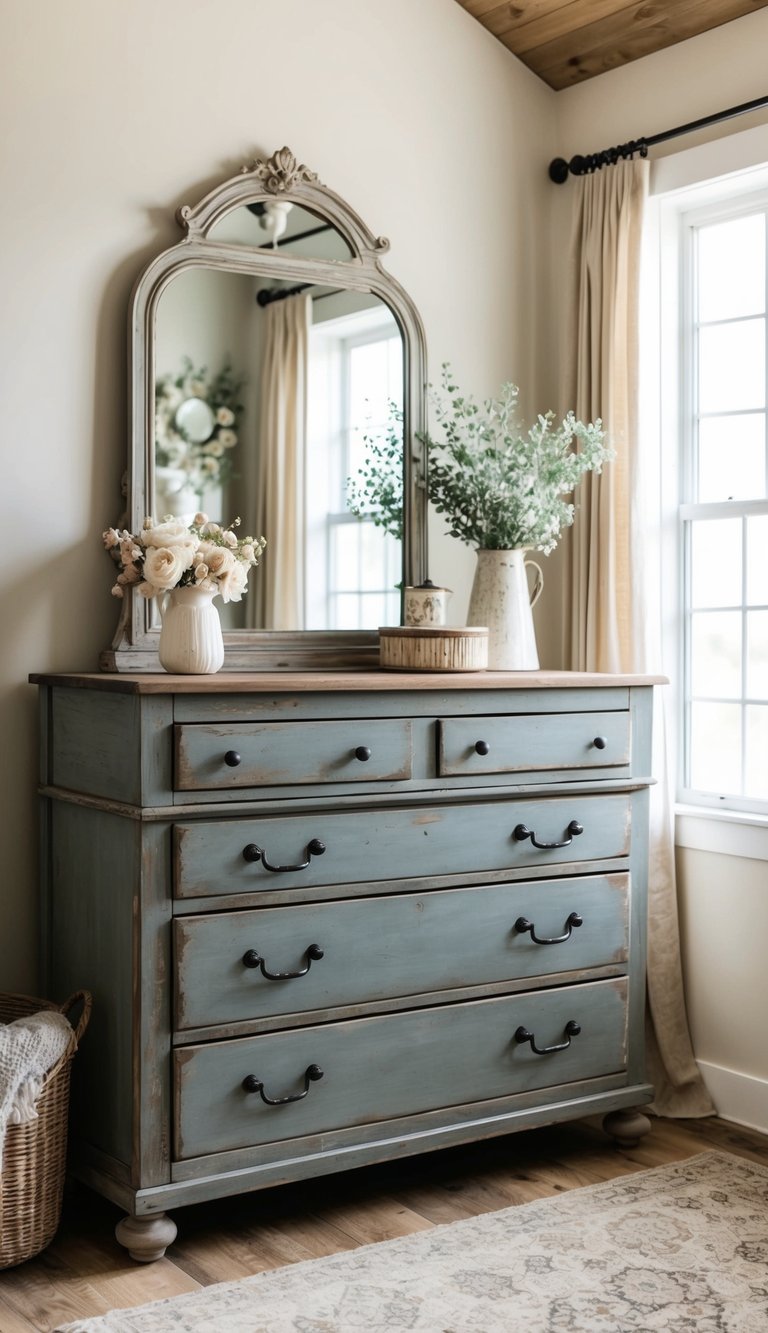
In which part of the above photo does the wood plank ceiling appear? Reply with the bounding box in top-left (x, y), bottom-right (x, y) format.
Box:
top-left (455, 0), bottom-right (768, 89)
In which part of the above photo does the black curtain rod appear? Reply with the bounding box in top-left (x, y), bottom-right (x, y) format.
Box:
top-left (256, 283), bottom-right (344, 307)
top-left (549, 93), bottom-right (768, 183)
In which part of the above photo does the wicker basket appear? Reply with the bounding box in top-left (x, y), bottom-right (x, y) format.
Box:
top-left (0, 990), bottom-right (91, 1269)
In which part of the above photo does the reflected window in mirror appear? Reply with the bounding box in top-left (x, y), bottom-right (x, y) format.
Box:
top-left (306, 304), bottom-right (403, 630)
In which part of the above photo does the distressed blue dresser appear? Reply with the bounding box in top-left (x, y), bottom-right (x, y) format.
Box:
top-left (34, 670), bottom-right (658, 1260)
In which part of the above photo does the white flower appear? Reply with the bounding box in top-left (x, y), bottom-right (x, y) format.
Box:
top-left (216, 407), bottom-right (235, 426)
top-left (199, 545), bottom-right (235, 579)
top-left (221, 529), bottom-right (238, 548)
top-left (193, 512), bottom-right (209, 527)
top-left (200, 457), bottom-right (218, 476)
top-left (142, 517), bottom-right (196, 550)
top-left (218, 559), bottom-right (248, 603)
top-left (194, 563), bottom-right (209, 582)
top-left (161, 384), bottom-right (183, 409)
top-left (111, 583), bottom-right (124, 598)
top-left (143, 544), bottom-right (194, 591)
top-left (204, 440), bottom-right (225, 458)
top-left (200, 522), bottom-right (221, 537)
top-left (117, 565), bottom-right (141, 586)
top-left (120, 538), bottom-right (142, 566)
top-left (137, 581), bottom-right (156, 598)
top-left (217, 429), bottom-right (237, 448)
top-left (240, 543), bottom-right (256, 563)
top-left (103, 528), bottom-right (122, 549)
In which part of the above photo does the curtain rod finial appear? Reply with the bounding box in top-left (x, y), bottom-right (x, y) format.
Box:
top-left (548, 157), bottom-right (570, 184)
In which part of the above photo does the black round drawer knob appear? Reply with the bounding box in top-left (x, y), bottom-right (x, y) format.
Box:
top-left (593, 736), bottom-right (607, 750)
top-left (224, 750), bottom-right (242, 767)
top-left (354, 746), bottom-right (372, 762)
top-left (475, 740), bottom-right (490, 756)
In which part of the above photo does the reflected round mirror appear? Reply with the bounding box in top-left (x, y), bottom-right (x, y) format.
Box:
top-left (104, 147), bottom-right (427, 672)
top-left (175, 397), bottom-right (216, 444)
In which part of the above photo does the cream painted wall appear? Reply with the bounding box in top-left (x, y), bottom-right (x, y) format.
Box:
top-left (0, 0), bottom-right (557, 990)
top-left (548, 12), bottom-right (768, 1128)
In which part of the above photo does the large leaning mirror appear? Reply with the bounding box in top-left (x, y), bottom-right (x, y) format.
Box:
top-left (103, 147), bottom-right (428, 671)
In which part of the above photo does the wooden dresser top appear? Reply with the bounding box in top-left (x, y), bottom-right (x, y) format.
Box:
top-left (30, 670), bottom-right (666, 695)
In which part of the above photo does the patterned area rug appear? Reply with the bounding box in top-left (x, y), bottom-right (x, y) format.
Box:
top-left (57, 1151), bottom-right (768, 1332)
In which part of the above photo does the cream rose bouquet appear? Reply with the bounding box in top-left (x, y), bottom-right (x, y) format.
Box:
top-left (103, 513), bottom-right (266, 603)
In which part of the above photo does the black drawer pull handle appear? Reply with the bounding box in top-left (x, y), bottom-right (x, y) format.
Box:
top-left (224, 750), bottom-right (242, 767)
top-left (242, 838), bottom-right (326, 872)
top-left (354, 746), bottom-right (372, 762)
top-left (474, 740), bottom-right (490, 756)
top-left (514, 912), bottom-right (583, 944)
top-left (242, 944), bottom-right (324, 979)
top-left (593, 736), bottom-right (607, 750)
top-left (242, 1064), bottom-right (324, 1105)
top-left (513, 819), bottom-right (583, 849)
top-left (515, 1020), bottom-right (581, 1055)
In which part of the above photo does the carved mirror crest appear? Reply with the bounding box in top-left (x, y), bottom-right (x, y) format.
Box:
top-left (103, 147), bottom-right (428, 671)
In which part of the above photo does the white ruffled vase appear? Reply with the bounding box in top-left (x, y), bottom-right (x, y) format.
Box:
top-left (158, 586), bottom-right (225, 674)
top-left (466, 548), bottom-right (544, 670)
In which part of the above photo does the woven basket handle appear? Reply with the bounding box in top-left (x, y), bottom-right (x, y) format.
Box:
top-left (59, 990), bottom-right (92, 1044)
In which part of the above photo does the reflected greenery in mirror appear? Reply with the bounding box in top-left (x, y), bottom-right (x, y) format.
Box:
top-left (103, 147), bottom-right (427, 671)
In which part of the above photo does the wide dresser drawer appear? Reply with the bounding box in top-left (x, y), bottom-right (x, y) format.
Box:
top-left (174, 719), bottom-right (413, 791)
top-left (173, 874), bottom-right (629, 1029)
top-left (174, 793), bottom-right (632, 898)
top-left (174, 978), bottom-right (628, 1158)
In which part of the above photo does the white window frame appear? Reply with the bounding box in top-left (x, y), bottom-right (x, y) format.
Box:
top-left (677, 191), bottom-right (768, 818)
top-left (651, 130), bottom-right (768, 858)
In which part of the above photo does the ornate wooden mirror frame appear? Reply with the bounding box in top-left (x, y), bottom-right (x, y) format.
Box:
top-left (102, 147), bottom-right (428, 671)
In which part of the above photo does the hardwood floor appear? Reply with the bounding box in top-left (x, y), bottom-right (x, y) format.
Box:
top-left (1, 1115), bottom-right (766, 1332)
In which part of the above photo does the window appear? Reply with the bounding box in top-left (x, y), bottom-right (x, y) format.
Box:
top-left (679, 197), bottom-right (768, 814)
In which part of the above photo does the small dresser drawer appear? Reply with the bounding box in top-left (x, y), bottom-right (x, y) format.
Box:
top-left (173, 874), bottom-right (629, 1030)
top-left (174, 978), bottom-right (628, 1158)
top-left (439, 711), bottom-right (630, 778)
top-left (174, 794), bottom-right (632, 898)
top-left (174, 719), bottom-right (413, 791)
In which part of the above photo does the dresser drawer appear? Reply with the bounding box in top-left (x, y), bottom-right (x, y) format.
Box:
top-left (439, 710), bottom-right (630, 778)
top-left (174, 794), bottom-right (632, 899)
top-left (174, 978), bottom-right (628, 1158)
top-left (174, 719), bottom-right (413, 791)
top-left (174, 874), bottom-right (629, 1030)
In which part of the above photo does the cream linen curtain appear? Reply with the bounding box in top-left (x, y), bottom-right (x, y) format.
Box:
top-left (563, 159), bottom-right (713, 1117)
top-left (253, 293), bottom-right (311, 630)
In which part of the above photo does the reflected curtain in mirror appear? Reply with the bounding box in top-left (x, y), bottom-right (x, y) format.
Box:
top-left (251, 293), bottom-right (311, 630)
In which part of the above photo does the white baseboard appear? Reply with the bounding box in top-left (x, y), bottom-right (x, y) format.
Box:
top-left (697, 1060), bottom-right (768, 1135)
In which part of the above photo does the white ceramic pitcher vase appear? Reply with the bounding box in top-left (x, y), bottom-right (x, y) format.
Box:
top-left (158, 585), bottom-right (225, 674)
top-left (466, 548), bottom-right (543, 670)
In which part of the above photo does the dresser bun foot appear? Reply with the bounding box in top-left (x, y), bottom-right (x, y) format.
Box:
top-left (602, 1108), bottom-right (652, 1149)
top-left (115, 1212), bottom-right (178, 1262)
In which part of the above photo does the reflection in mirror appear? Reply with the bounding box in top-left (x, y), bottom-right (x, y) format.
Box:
top-left (154, 269), bottom-right (403, 632)
top-left (209, 202), bottom-right (354, 261)
top-left (175, 397), bottom-right (215, 442)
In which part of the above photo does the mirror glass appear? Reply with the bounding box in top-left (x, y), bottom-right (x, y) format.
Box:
top-left (154, 265), bottom-right (404, 631)
top-left (209, 202), bottom-right (355, 260)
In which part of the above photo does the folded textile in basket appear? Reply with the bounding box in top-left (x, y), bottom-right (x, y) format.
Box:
top-left (0, 1010), bottom-right (73, 1168)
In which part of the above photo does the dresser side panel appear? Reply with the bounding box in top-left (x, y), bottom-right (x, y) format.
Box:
top-left (49, 803), bottom-right (137, 1167)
